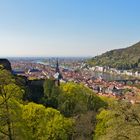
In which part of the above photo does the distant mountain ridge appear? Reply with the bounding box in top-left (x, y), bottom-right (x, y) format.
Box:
top-left (89, 42), bottom-right (140, 70)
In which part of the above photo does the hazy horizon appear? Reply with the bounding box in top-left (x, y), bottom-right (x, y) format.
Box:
top-left (0, 0), bottom-right (140, 57)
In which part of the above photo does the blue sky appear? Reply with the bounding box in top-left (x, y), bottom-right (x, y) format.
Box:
top-left (0, 0), bottom-right (140, 57)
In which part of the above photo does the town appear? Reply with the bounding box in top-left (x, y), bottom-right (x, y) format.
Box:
top-left (10, 58), bottom-right (140, 104)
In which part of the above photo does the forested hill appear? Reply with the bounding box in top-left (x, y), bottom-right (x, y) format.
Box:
top-left (88, 41), bottom-right (140, 70)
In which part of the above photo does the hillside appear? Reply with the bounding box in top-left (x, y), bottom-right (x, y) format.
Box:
top-left (89, 42), bottom-right (140, 70)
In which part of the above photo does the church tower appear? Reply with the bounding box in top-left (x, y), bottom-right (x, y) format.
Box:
top-left (54, 59), bottom-right (63, 86)
top-left (55, 59), bottom-right (60, 73)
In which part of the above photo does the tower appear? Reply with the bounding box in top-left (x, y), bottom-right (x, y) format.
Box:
top-left (55, 59), bottom-right (60, 73)
top-left (54, 59), bottom-right (63, 86)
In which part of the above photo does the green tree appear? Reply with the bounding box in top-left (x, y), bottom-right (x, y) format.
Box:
top-left (58, 82), bottom-right (106, 117)
top-left (42, 78), bottom-right (60, 108)
top-left (94, 101), bottom-right (140, 140)
top-left (0, 69), bottom-right (23, 140)
top-left (22, 102), bottom-right (74, 140)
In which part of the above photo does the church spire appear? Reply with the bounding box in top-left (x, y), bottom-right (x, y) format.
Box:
top-left (55, 59), bottom-right (60, 73)
top-left (54, 59), bottom-right (62, 86)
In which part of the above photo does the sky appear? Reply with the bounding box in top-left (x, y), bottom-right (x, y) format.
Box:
top-left (0, 0), bottom-right (140, 57)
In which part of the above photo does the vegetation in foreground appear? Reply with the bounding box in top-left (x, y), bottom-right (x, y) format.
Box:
top-left (94, 97), bottom-right (140, 140)
top-left (0, 67), bottom-right (140, 140)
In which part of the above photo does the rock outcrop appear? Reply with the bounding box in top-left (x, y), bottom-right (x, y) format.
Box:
top-left (0, 59), bottom-right (12, 71)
